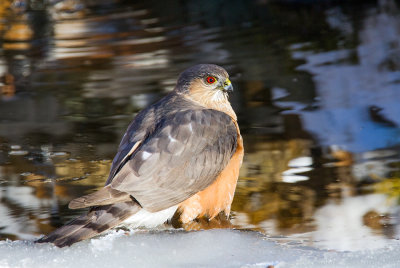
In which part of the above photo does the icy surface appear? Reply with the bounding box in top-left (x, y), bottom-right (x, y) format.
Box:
top-left (1, 229), bottom-right (400, 268)
top-left (312, 194), bottom-right (396, 251)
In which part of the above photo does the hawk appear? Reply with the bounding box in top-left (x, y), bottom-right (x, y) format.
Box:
top-left (37, 64), bottom-right (244, 247)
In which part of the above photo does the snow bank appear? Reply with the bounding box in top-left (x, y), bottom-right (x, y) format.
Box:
top-left (1, 229), bottom-right (399, 268)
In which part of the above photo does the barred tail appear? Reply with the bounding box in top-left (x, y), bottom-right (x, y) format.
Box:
top-left (36, 201), bottom-right (140, 247)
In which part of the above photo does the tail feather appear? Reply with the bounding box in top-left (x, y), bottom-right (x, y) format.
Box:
top-left (36, 201), bottom-right (140, 247)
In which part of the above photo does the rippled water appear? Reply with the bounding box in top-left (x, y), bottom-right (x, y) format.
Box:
top-left (1, 0), bottom-right (400, 251)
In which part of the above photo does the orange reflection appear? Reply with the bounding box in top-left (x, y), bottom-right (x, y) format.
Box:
top-left (2, 15), bottom-right (33, 51)
top-left (0, 73), bottom-right (15, 97)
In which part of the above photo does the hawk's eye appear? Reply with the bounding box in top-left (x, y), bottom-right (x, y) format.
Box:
top-left (205, 76), bottom-right (216, 84)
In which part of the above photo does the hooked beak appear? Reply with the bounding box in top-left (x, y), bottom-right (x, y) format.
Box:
top-left (222, 78), bottom-right (233, 93)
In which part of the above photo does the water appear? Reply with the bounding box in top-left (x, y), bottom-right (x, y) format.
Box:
top-left (0, 0), bottom-right (400, 252)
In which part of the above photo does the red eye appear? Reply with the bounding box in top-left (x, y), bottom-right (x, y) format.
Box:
top-left (206, 76), bottom-right (216, 84)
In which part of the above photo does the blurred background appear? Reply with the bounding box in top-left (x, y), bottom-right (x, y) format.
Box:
top-left (0, 0), bottom-right (400, 251)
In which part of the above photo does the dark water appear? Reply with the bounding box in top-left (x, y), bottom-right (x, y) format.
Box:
top-left (1, 0), bottom-right (400, 251)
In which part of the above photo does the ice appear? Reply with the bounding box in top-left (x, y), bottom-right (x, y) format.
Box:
top-left (0, 229), bottom-right (399, 268)
top-left (312, 194), bottom-right (395, 251)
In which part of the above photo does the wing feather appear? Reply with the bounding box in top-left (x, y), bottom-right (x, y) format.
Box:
top-left (110, 108), bottom-right (237, 212)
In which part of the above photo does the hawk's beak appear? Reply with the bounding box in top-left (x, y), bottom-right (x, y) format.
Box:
top-left (222, 79), bottom-right (233, 93)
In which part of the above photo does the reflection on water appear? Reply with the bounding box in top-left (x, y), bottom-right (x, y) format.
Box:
top-left (1, 0), bottom-right (400, 251)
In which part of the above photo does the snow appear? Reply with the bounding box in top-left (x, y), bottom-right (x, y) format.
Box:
top-left (0, 229), bottom-right (399, 268)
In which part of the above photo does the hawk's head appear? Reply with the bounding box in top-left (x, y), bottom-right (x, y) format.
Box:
top-left (175, 64), bottom-right (234, 110)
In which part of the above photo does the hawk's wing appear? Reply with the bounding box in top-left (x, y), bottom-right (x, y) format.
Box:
top-left (109, 108), bottom-right (238, 212)
top-left (105, 105), bottom-right (157, 186)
